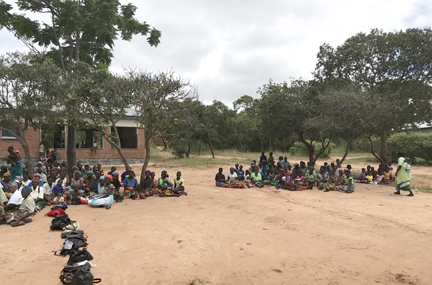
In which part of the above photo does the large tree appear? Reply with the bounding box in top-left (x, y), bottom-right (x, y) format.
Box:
top-left (314, 28), bottom-right (432, 164)
top-left (71, 62), bottom-right (134, 171)
top-left (129, 70), bottom-right (193, 178)
top-left (259, 79), bottom-right (332, 163)
top-left (0, 0), bottom-right (161, 172)
top-left (0, 52), bottom-right (62, 176)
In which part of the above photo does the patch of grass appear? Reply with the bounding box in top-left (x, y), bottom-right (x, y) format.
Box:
top-left (188, 277), bottom-right (205, 285)
top-left (415, 186), bottom-right (432, 194)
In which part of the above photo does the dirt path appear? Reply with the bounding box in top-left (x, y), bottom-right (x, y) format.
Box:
top-left (1, 165), bottom-right (431, 285)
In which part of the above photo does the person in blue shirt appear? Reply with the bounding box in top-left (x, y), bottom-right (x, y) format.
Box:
top-left (259, 152), bottom-right (267, 165)
top-left (237, 165), bottom-right (245, 181)
top-left (283, 157), bottom-right (290, 169)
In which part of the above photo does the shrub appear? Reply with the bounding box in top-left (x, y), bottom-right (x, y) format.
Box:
top-left (387, 132), bottom-right (432, 164)
top-left (289, 141), bottom-right (335, 158)
top-left (170, 139), bottom-right (188, 158)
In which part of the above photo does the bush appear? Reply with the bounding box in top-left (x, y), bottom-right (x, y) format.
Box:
top-left (289, 141), bottom-right (335, 158)
top-left (387, 132), bottom-right (432, 164)
top-left (170, 139), bottom-right (188, 158)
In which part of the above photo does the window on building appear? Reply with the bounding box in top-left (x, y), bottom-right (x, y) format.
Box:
top-left (77, 129), bottom-right (103, 149)
top-left (1, 128), bottom-right (18, 139)
top-left (112, 127), bottom-right (138, 149)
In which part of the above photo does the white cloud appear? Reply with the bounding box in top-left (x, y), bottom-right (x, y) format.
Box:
top-left (1, 0), bottom-right (430, 107)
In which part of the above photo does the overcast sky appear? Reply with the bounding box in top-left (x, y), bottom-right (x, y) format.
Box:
top-left (1, 0), bottom-right (431, 106)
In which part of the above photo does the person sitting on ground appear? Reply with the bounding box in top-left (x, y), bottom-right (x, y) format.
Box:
top-left (52, 178), bottom-right (66, 204)
top-left (303, 168), bottom-right (317, 189)
top-left (285, 173), bottom-right (297, 190)
top-left (111, 172), bottom-right (121, 192)
top-left (92, 170), bottom-right (102, 192)
top-left (374, 170), bottom-right (385, 184)
top-left (107, 166), bottom-right (116, 176)
top-left (251, 167), bottom-right (264, 188)
top-left (1, 173), bottom-right (12, 192)
top-left (324, 173), bottom-right (337, 192)
top-left (268, 152), bottom-right (275, 167)
top-left (260, 152), bottom-right (267, 165)
top-left (83, 171), bottom-right (94, 193)
top-left (383, 167), bottom-right (391, 184)
top-left (276, 169), bottom-right (287, 189)
top-left (227, 167), bottom-right (238, 183)
top-left (292, 163), bottom-right (301, 176)
top-left (139, 170), bottom-right (154, 198)
top-left (237, 165), bottom-right (245, 181)
top-left (70, 171), bottom-right (84, 191)
top-left (121, 167), bottom-right (135, 183)
top-left (358, 168), bottom-right (368, 183)
top-left (21, 171), bottom-right (31, 187)
top-left (123, 170), bottom-right (139, 199)
top-left (215, 168), bottom-right (230, 188)
top-left (88, 175), bottom-right (114, 209)
top-left (7, 186), bottom-right (36, 227)
top-left (29, 176), bottom-right (48, 211)
top-left (43, 176), bottom-right (55, 202)
top-left (317, 166), bottom-right (329, 190)
top-left (335, 169), bottom-right (345, 186)
top-left (338, 171), bottom-right (355, 193)
top-left (158, 170), bottom-right (174, 192)
top-left (299, 161), bottom-right (307, 176)
top-left (151, 172), bottom-right (159, 194)
top-left (28, 173), bottom-right (44, 187)
top-left (344, 164), bottom-right (352, 177)
top-left (366, 172), bottom-right (374, 184)
top-left (370, 167), bottom-right (377, 177)
top-left (0, 184), bottom-right (7, 206)
top-left (277, 156), bottom-right (284, 168)
top-left (395, 158), bottom-right (413, 197)
top-left (56, 168), bottom-right (69, 187)
top-left (173, 171), bottom-right (187, 196)
top-left (245, 170), bottom-right (252, 181)
top-left (3, 183), bottom-right (23, 213)
top-left (282, 157), bottom-right (290, 171)
top-left (234, 164), bottom-right (239, 171)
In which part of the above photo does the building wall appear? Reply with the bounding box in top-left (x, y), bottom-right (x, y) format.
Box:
top-left (0, 127), bottom-right (41, 158)
top-left (0, 124), bottom-right (145, 161)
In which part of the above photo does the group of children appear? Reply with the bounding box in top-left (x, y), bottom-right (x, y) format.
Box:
top-left (357, 163), bottom-right (395, 184)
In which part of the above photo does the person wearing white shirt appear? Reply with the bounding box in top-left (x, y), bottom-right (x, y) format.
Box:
top-left (43, 176), bottom-right (55, 197)
top-left (227, 167), bottom-right (238, 182)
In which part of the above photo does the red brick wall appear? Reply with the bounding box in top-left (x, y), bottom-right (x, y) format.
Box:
top-left (0, 126), bottom-right (41, 158)
top-left (0, 126), bottom-right (145, 160)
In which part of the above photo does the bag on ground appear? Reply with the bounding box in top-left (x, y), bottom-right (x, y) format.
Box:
top-left (61, 230), bottom-right (85, 240)
top-left (52, 203), bottom-right (68, 211)
top-left (50, 214), bottom-right (73, 231)
top-left (71, 262), bottom-right (101, 285)
top-left (45, 208), bottom-right (67, 217)
top-left (67, 248), bottom-right (94, 265)
top-left (59, 266), bottom-right (77, 284)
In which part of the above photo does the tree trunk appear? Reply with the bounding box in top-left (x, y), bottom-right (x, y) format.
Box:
top-left (186, 140), bottom-right (191, 158)
top-left (141, 130), bottom-right (154, 179)
top-left (366, 135), bottom-right (383, 163)
top-left (67, 125), bottom-right (77, 175)
top-left (198, 136), bottom-right (201, 156)
top-left (339, 139), bottom-right (351, 166)
top-left (110, 125), bottom-right (130, 172)
top-left (208, 133), bottom-right (215, 159)
top-left (379, 131), bottom-right (392, 165)
top-left (297, 132), bottom-right (314, 163)
top-left (21, 141), bottom-right (34, 178)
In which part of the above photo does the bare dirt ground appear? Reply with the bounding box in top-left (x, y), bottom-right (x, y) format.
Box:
top-left (1, 161), bottom-right (432, 285)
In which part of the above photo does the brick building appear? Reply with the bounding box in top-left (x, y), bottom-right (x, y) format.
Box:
top-left (0, 118), bottom-right (146, 165)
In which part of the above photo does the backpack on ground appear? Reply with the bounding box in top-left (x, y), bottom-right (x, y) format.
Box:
top-left (61, 230), bottom-right (86, 240)
top-left (51, 203), bottom-right (68, 211)
top-left (59, 266), bottom-right (77, 284)
top-left (45, 208), bottom-right (67, 217)
top-left (71, 262), bottom-right (101, 285)
top-left (50, 214), bottom-right (74, 231)
top-left (67, 248), bottom-right (94, 265)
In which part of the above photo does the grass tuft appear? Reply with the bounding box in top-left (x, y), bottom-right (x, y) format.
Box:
top-left (188, 277), bottom-right (205, 285)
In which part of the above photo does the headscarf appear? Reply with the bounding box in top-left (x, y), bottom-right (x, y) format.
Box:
top-left (3, 173), bottom-right (11, 177)
top-left (86, 170), bottom-right (93, 174)
top-left (33, 173), bottom-right (41, 181)
top-left (21, 186), bottom-right (31, 193)
top-left (105, 175), bottom-right (113, 181)
top-left (112, 171), bottom-right (119, 176)
top-left (145, 170), bottom-right (151, 174)
top-left (100, 175), bottom-right (105, 181)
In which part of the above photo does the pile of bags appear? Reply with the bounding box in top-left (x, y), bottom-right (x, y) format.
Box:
top-left (46, 203), bottom-right (102, 284)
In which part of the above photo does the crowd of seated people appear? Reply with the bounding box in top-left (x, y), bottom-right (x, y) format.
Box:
top-left (215, 152), bottom-right (400, 194)
top-left (0, 147), bottom-right (187, 226)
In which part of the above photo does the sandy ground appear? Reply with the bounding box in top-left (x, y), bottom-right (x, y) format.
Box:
top-left (1, 164), bottom-right (432, 285)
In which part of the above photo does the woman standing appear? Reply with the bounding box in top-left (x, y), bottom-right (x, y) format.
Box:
top-left (395, 158), bottom-right (413, 197)
top-left (6, 146), bottom-right (22, 179)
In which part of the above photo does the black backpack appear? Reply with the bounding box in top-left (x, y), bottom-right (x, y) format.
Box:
top-left (67, 248), bottom-right (94, 265)
top-left (61, 230), bottom-right (86, 240)
top-left (59, 266), bottom-right (76, 284)
top-left (51, 203), bottom-right (68, 211)
top-left (50, 214), bottom-right (74, 231)
top-left (55, 237), bottom-right (89, 256)
top-left (71, 262), bottom-right (101, 285)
